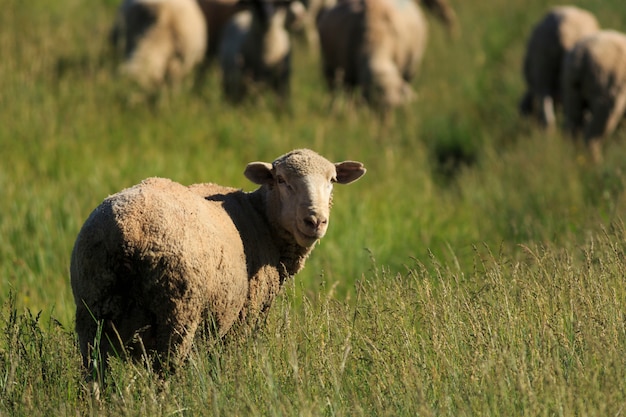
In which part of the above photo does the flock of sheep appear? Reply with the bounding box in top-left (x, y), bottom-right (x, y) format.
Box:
top-left (109, 0), bottom-right (626, 159)
top-left (108, 0), bottom-right (457, 108)
top-left (520, 5), bottom-right (626, 162)
top-left (70, 1), bottom-right (626, 380)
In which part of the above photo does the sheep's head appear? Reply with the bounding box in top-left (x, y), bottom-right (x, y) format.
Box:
top-left (245, 149), bottom-right (366, 247)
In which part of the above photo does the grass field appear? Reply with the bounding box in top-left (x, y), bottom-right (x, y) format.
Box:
top-left (2, 0), bottom-right (626, 415)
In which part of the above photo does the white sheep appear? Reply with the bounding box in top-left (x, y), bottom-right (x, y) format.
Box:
top-left (110, 0), bottom-right (207, 91)
top-left (519, 6), bottom-right (599, 128)
top-left (218, 0), bottom-right (294, 103)
top-left (562, 30), bottom-right (626, 162)
top-left (70, 149), bottom-right (366, 374)
top-left (316, 0), bottom-right (428, 110)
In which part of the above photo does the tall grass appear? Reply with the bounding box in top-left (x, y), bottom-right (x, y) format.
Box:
top-left (4, 226), bottom-right (626, 415)
top-left (1, 0), bottom-right (626, 415)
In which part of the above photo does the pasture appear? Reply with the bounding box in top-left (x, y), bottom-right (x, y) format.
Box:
top-left (1, 0), bottom-right (626, 415)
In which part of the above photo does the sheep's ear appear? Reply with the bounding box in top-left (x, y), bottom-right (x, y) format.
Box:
top-left (335, 161), bottom-right (366, 184)
top-left (244, 162), bottom-right (274, 185)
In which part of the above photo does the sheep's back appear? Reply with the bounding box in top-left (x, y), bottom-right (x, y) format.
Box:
top-left (524, 6), bottom-right (598, 94)
top-left (570, 31), bottom-right (626, 98)
top-left (557, 6), bottom-right (599, 51)
top-left (71, 177), bottom-right (249, 336)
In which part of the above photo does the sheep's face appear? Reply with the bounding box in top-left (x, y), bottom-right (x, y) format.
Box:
top-left (245, 149), bottom-right (366, 248)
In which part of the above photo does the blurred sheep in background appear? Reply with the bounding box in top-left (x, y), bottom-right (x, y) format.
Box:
top-left (316, 0), bottom-right (428, 111)
top-left (218, 0), bottom-right (297, 103)
top-left (562, 30), bottom-right (626, 162)
top-left (110, 0), bottom-right (207, 92)
top-left (519, 6), bottom-right (599, 129)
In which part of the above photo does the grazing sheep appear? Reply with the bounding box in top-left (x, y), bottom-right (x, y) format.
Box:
top-left (70, 149), bottom-right (366, 374)
top-left (110, 0), bottom-right (207, 91)
top-left (519, 6), bottom-right (599, 128)
top-left (562, 30), bottom-right (626, 162)
top-left (317, 0), bottom-right (428, 110)
top-left (218, 0), bottom-right (295, 103)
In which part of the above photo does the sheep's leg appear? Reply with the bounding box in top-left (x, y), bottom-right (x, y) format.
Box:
top-left (539, 94), bottom-right (556, 129)
top-left (76, 304), bottom-right (138, 382)
top-left (75, 306), bottom-right (109, 400)
top-left (147, 301), bottom-right (204, 372)
top-left (563, 87), bottom-right (585, 138)
top-left (585, 94), bottom-right (626, 163)
top-left (322, 62), bottom-right (338, 92)
top-left (584, 101), bottom-right (610, 163)
top-left (585, 99), bottom-right (613, 140)
top-left (152, 324), bottom-right (198, 372)
top-left (75, 304), bottom-right (105, 377)
top-left (599, 94), bottom-right (626, 138)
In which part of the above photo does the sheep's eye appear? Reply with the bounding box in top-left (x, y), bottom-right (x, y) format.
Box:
top-left (330, 177), bottom-right (337, 184)
top-left (276, 176), bottom-right (286, 184)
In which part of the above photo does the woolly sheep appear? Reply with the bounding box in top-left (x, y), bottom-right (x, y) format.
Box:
top-left (519, 6), bottom-right (599, 128)
top-left (562, 30), bottom-right (626, 162)
top-left (218, 0), bottom-right (294, 103)
top-left (316, 0), bottom-right (428, 110)
top-left (70, 149), bottom-right (366, 374)
top-left (110, 0), bottom-right (207, 91)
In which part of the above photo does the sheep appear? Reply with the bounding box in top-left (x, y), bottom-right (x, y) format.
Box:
top-left (70, 149), bottom-right (366, 375)
top-left (519, 6), bottom-right (599, 129)
top-left (316, 0), bottom-right (428, 111)
top-left (218, 0), bottom-right (295, 103)
top-left (562, 30), bottom-right (626, 162)
top-left (305, 0), bottom-right (455, 51)
top-left (109, 0), bottom-right (207, 92)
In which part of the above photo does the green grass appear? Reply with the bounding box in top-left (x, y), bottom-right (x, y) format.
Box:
top-left (2, 0), bottom-right (626, 415)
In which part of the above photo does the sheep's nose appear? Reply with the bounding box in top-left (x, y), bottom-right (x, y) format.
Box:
top-left (303, 214), bottom-right (328, 232)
